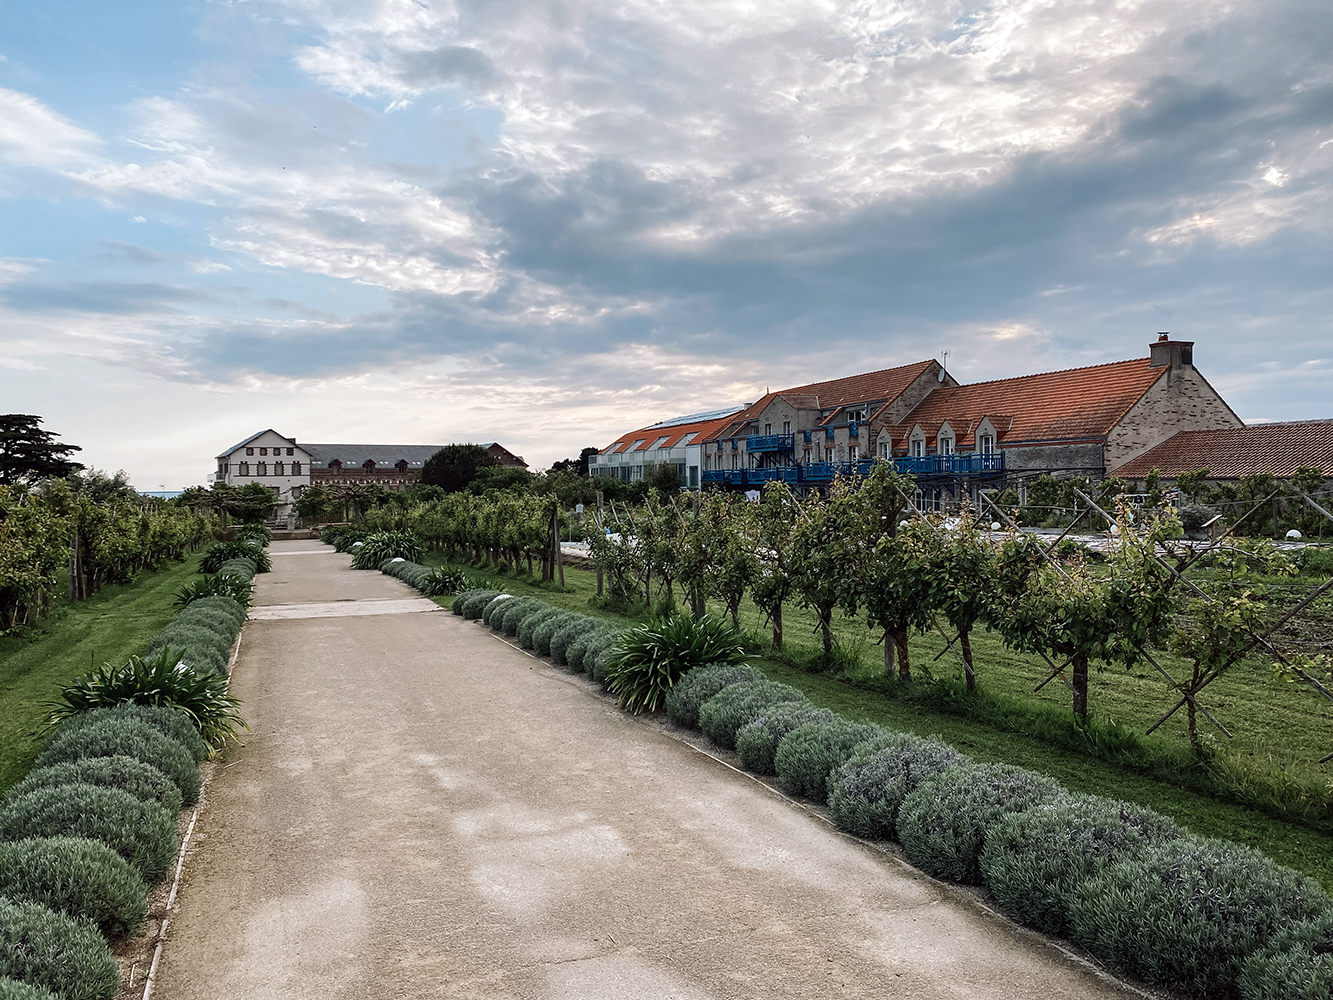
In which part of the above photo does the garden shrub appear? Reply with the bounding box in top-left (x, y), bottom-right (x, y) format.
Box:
top-left (215, 557), bottom-right (258, 583)
top-left (979, 792), bottom-right (1183, 936)
top-left (698, 680), bottom-right (809, 751)
top-left (492, 597), bottom-right (542, 634)
top-left (55, 704), bottom-right (207, 764)
top-left (36, 718), bottom-right (201, 806)
top-left (605, 613), bottom-right (750, 715)
top-left (451, 588), bottom-right (486, 615)
top-left (517, 607), bottom-right (566, 649)
top-left (1239, 908), bottom-right (1333, 1000)
top-left (47, 660), bottom-right (242, 753)
top-left (201, 540), bottom-right (271, 574)
top-left (827, 734), bottom-right (967, 841)
top-left (169, 604), bottom-right (238, 642)
top-left (0, 977), bottom-right (59, 1000)
top-left (323, 526), bottom-right (367, 552)
top-left (586, 631), bottom-right (626, 683)
top-left (0, 785), bottom-right (177, 882)
top-left (532, 612), bottom-right (581, 658)
top-left (549, 617), bottom-right (600, 666)
top-left (0, 836), bottom-right (148, 938)
top-left (144, 624), bottom-right (228, 675)
top-left (480, 593), bottom-right (515, 626)
top-left (1069, 837), bottom-right (1330, 998)
top-left (773, 720), bottom-right (889, 803)
top-left (0, 897), bottom-right (120, 1000)
top-left (173, 573), bottom-right (252, 609)
top-left (566, 626), bottom-right (619, 674)
top-left (897, 762), bottom-right (1062, 884)
top-left (664, 663), bottom-right (763, 730)
top-left (180, 594), bottom-right (246, 631)
top-left (459, 590), bottom-right (503, 621)
top-left (735, 702), bottom-right (836, 775)
top-left (350, 530), bottom-right (425, 570)
top-left (8, 756), bottom-right (183, 815)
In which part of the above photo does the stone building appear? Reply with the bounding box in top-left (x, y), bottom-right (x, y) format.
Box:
top-left (595, 335), bottom-right (1246, 500)
top-left (1117, 419), bottom-right (1333, 483)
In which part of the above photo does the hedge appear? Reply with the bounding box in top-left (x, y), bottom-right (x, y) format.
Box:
top-left (215, 557), bottom-right (257, 583)
top-left (827, 734), bottom-right (967, 841)
top-left (496, 597), bottom-right (544, 636)
top-left (1069, 837), bottom-right (1330, 997)
top-left (566, 626), bottom-right (619, 675)
top-left (0, 897), bottom-right (120, 1000)
top-left (532, 612), bottom-right (583, 658)
top-left (586, 631), bottom-right (625, 683)
top-left (517, 607), bottom-right (566, 649)
top-left (979, 793), bottom-right (1183, 936)
top-left (144, 623), bottom-right (228, 676)
top-left (735, 702), bottom-right (836, 775)
top-left (0, 837), bottom-right (148, 939)
top-left (459, 590), bottom-right (503, 620)
top-left (0, 784), bottom-right (177, 883)
top-left (0, 977), bottom-right (60, 1000)
top-left (35, 718), bottom-right (201, 806)
top-left (698, 680), bottom-right (809, 751)
top-left (481, 593), bottom-right (517, 626)
top-left (55, 704), bottom-right (207, 764)
top-left (897, 762), bottom-right (1063, 884)
top-left (773, 720), bottom-right (889, 803)
top-left (8, 756), bottom-right (183, 815)
top-left (1239, 907), bottom-right (1333, 1000)
top-left (550, 617), bottom-right (602, 666)
top-left (665, 664), bottom-right (763, 730)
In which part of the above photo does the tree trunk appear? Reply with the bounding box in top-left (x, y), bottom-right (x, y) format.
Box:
top-left (730, 601), bottom-right (740, 630)
top-left (961, 630), bottom-right (975, 691)
top-left (884, 628), bottom-right (895, 676)
top-left (819, 606), bottom-right (834, 655)
top-left (772, 602), bottom-right (783, 649)
top-left (892, 626), bottom-right (911, 681)
top-left (1072, 653), bottom-right (1089, 721)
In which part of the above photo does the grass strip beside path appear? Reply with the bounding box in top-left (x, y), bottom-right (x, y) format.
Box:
top-left (0, 552), bottom-right (207, 795)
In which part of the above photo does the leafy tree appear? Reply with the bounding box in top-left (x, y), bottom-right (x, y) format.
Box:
top-left (921, 506), bottom-right (997, 690)
top-left (752, 483), bottom-right (799, 648)
top-left (854, 465), bottom-right (927, 679)
top-left (421, 444), bottom-right (499, 493)
top-left (294, 486), bottom-right (331, 522)
top-left (469, 465), bottom-right (535, 494)
top-left (645, 461), bottom-right (682, 499)
top-left (229, 482), bottom-right (279, 524)
top-left (0, 414), bottom-right (83, 484)
top-left (67, 468), bottom-right (137, 503)
top-left (788, 477), bottom-right (863, 659)
top-left (550, 447), bottom-right (599, 477)
top-left (704, 493), bottom-right (758, 629)
top-left (1171, 588), bottom-right (1265, 749)
top-left (1175, 467), bottom-right (1211, 504)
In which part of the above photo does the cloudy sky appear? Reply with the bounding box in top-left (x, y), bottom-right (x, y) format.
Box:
top-left (2, 0), bottom-right (1331, 487)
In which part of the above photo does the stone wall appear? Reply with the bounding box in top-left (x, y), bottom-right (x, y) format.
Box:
top-left (1106, 366), bottom-right (1243, 473)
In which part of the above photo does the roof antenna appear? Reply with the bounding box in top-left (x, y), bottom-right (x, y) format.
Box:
top-left (938, 351), bottom-right (949, 383)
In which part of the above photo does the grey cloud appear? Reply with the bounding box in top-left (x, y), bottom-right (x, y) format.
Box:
top-left (399, 46), bottom-right (496, 88)
top-left (1, 280), bottom-right (212, 314)
top-left (88, 241), bottom-right (164, 266)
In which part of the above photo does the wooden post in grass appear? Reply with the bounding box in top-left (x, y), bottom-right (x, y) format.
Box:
top-left (555, 505), bottom-right (565, 588)
top-left (595, 491), bottom-right (604, 596)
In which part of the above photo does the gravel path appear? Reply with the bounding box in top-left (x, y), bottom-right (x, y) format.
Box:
top-left (152, 539), bottom-right (1142, 999)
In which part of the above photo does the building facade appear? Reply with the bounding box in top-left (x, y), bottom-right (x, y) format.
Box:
top-left (595, 336), bottom-right (1247, 500)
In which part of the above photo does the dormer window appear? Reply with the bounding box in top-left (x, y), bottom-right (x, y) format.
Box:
top-left (980, 434), bottom-right (995, 454)
top-left (910, 438), bottom-right (924, 458)
top-left (940, 436), bottom-right (955, 456)
top-left (363, 459), bottom-right (376, 470)
top-left (396, 459), bottom-right (409, 473)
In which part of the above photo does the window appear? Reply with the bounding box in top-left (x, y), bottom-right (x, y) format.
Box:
top-left (940, 437), bottom-right (954, 456)
top-left (879, 442), bottom-right (889, 459)
top-left (849, 446), bottom-right (859, 461)
top-left (911, 438), bottom-right (924, 457)
top-left (731, 453), bottom-right (738, 469)
top-left (631, 465), bottom-right (644, 481)
top-left (679, 433), bottom-right (697, 445)
top-left (287, 448), bottom-right (295, 456)
top-left (246, 447), bottom-right (254, 456)
top-left (292, 461), bottom-right (302, 475)
top-left (275, 462), bottom-right (285, 476)
top-left (783, 421), bottom-right (790, 435)
top-left (257, 462), bottom-right (267, 476)
top-left (825, 448), bottom-right (835, 463)
top-left (239, 462), bottom-right (249, 476)
top-left (259, 447), bottom-right (268, 456)
top-left (980, 434), bottom-right (995, 454)
top-left (689, 466), bottom-right (699, 488)
top-left (764, 423), bottom-right (772, 435)
top-left (803, 448), bottom-right (811, 464)
top-left (652, 436), bottom-right (670, 449)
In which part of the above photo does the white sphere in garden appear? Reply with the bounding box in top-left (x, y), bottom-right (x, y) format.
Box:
top-left (990, 521), bottom-right (1002, 531)
top-left (352, 541), bottom-right (364, 547)
top-left (1287, 529), bottom-right (1303, 539)
top-left (391, 557), bottom-right (406, 562)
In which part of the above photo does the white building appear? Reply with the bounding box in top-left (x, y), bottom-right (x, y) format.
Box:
top-left (214, 430), bottom-right (313, 516)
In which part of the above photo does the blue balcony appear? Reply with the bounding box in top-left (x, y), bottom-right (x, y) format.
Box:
top-left (746, 433), bottom-right (794, 453)
top-left (748, 466), bottom-right (800, 484)
top-left (702, 469), bottom-right (745, 486)
top-left (802, 462), bottom-right (855, 482)
top-left (891, 453), bottom-right (1004, 477)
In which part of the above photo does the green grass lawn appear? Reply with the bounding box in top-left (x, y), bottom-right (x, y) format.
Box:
top-left (419, 551), bottom-right (1333, 890)
top-left (0, 552), bottom-right (207, 795)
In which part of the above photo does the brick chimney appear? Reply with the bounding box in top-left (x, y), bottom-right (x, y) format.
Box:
top-left (1149, 332), bottom-right (1194, 369)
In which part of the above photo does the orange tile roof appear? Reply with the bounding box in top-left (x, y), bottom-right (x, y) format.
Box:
top-left (1116, 421), bottom-right (1333, 479)
top-left (780, 360), bottom-right (938, 409)
top-left (899, 358), bottom-right (1167, 447)
top-left (601, 410), bottom-right (744, 455)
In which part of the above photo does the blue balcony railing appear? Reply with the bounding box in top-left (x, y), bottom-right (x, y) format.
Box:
top-left (745, 433), bottom-right (794, 453)
top-left (892, 453), bottom-right (1004, 476)
top-left (699, 452), bottom-right (1003, 488)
